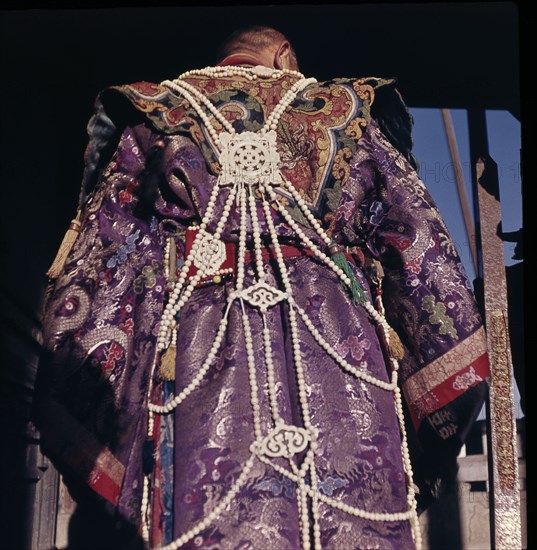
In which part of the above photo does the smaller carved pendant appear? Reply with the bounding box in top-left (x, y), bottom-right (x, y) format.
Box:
top-left (192, 229), bottom-right (227, 276)
top-left (240, 281), bottom-right (287, 312)
top-left (254, 424), bottom-right (311, 458)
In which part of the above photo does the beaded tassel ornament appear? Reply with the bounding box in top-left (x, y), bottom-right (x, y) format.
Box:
top-left (142, 66), bottom-right (422, 550)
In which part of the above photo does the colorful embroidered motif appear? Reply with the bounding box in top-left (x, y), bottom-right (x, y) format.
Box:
top-left (109, 77), bottom-right (380, 220)
top-left (422, 295), bottom-right (458, 338)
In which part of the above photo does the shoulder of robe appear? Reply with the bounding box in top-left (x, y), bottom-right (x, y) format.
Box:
top-left (96, 81), bottom-right (195, 135)
top-left (92, 77), bottom-right (417, 170)
top-left (319, 76), bottom-right (417, 169)
top-left (78, 82), bottom-right (187, 207)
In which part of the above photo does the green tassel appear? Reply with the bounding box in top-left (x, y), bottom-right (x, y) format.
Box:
top-left (331, 251), bottom-right (368, 305)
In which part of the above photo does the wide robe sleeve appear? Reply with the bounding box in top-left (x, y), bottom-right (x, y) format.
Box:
top-left (33, 120), bottom-right (168, 527)
top-left (343, 119), bottom-right (491, 509)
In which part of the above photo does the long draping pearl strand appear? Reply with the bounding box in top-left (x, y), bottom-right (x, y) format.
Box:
top-left (255, 186), bottom-right (321, 547)
top-left (247, 186), bottom-right (266, 278)
top-left (149, 186), bottom-right (239, 414)
top-left (242, 307), bottom-right (263, 440)
top-left (154, 180), bottom-right (222, 353)
top-left (292, 298), bottom-right (397, 390)
top-left (258, 188), bottom-right (314, 429)
top-left (262, 314), bottom-right (282, 423)
top-left (141, 474), bottom-right (151, 542)
top-left (235, 185), bottom-right (248, 291)
top-left (162, 78), bottom-right (235, 147)
top-left (266, 185), bottom-right (353, 288)
top-left (144, 67), bottom-right (421, 550)
top-left (259, 184), bottom-right (415, 547)
top-left (257, 450), bottom-right (417, 522)
top-left (265, 180), bottom-right (404, 386)
top-left (141, 172), bottom-right (238, 543)
top-left (159, 456), bottom-right (257, 550)
top-left (250, 184), bottom-right (419, 538)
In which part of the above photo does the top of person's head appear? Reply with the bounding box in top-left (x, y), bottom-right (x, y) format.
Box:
top-left (215, 25), bottom-right (300, 71)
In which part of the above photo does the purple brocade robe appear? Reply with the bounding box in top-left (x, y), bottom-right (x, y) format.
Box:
top-left (34, 72), bottom-right (490, 549)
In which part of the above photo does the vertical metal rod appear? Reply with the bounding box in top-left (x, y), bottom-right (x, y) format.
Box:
top-left (441, 108), bottom-right (478, 274)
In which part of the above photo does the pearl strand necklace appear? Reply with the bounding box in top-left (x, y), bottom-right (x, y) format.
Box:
top-left (242, 307), bottom-right (263, 439)
top-left (162, 78), bottom-right (235, 148)
top-left (261, 171), bottom-right (419, 545)
top-left (159, 70), bottom-right (399, 401)
top-left (258, 188), bottom-right (323, 548)
top-left (149, 189), bottom-right (239, 415)
top-left (178, 64), bottom-right (306, 82)
top-left (146, 72), bottom-right (421, 550)
top-left (262, 314), bottom-right (282, 423)
top-left (156, 182), bottom-right (237, 352)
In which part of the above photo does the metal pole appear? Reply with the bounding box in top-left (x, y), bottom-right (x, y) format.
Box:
top-left (441, 109), bottom-right (478, 275)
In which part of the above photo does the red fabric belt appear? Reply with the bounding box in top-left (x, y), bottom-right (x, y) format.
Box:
top-left (183, 227), bottom-right (357, 288)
